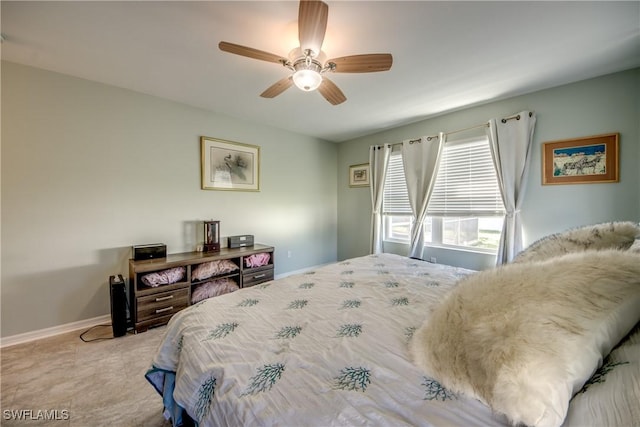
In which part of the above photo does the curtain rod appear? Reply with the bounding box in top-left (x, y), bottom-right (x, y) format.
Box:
top-left (391, 111), bottom-right (533, 146)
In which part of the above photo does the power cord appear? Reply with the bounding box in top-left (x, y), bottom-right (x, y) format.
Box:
top-left (79, 324), bottom-right (114, 342)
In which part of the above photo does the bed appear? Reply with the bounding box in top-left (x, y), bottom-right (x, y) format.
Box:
top-left (146, 222), bottom-right (640, 427)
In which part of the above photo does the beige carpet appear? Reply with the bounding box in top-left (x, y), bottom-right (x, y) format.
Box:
top-left (1, 325), bottom-right (172, 426)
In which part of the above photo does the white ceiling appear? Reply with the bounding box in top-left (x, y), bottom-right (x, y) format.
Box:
top-left (2, 1), bottom-right (639, 142)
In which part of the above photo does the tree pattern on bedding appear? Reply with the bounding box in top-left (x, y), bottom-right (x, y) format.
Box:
top-left (578, 356), bottom-right (629, 394)
top-left (339, 281), bottom-right (354, 288)
top-left (242, 363), bottom-right (285, 396)
top-left (391, 297), bottom-right (410, 306)
top-left (203, 322), bottom-right (239, 341)
top-left (421, 377), bottom-right (456, 401)
top-left (385, 281), bottom-right (399, 288)
top-left (333, 367), bottom-right (371, 392)
top-left (287, 299), bottom-right (308, 309)
top-left (195, 375), bottom-right (216, 422)
top-left (404, 327), bottom-right (417, 342)
top-left (299, 282), bottom-right (315, 289)
top-left (275, 326), bottom-right (302, 339)
top-left (238, 298), bottom-right (259, 307)
top-left (341, 299), bottom-right (362, 309)
top-left (336, 324), bottom-right (363, 338)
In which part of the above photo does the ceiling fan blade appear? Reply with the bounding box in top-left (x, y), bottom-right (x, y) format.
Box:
top-left (298, 0), bottom-right (328, 55)
top-left (327, 54), bottom-right (393, 73)
top-left (260, 76), bottom-right (294, 98)
top-left (318, 77), bottom-right (346, 105)
top-left (219, 41), bottom-right (286, 64)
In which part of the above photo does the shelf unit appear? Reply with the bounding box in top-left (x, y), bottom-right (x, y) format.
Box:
top-left (128, 244), bottom-right (274, 332)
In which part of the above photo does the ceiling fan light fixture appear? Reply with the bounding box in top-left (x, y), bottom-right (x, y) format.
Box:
top-left (293, 68), bottom-right (322, 91)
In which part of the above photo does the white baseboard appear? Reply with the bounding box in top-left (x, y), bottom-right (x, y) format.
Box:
top-left (1, 314), bottom-right (111, 348)
top-left (274, 262), bottom-right (332, 280)
top-left (1, 263), bottom-right (332, 348)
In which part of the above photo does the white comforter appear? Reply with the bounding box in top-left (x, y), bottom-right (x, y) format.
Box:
top-left (146, 253), bottom-right (639, 427)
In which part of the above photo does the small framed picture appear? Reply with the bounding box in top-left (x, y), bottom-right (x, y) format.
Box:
top-left (349, 163), bottom-right (370, 187)
top-left (201, 136), bottom-right (260, 191)
top-left (542, 133), bottom-right (619, 185)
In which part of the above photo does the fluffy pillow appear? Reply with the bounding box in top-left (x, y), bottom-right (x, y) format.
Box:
top-left (192, 259), bottom-right (239, 281)
top-left (409, 249), bottom-right (640, 427)
top-left (191, 278), bottom-right (239, 304)
top-left (564, 323), bottom-right (640, 427)
top-left (140, 266), bottom-right (186, 287)
top-left (513, 221), bottom-right (639, 263)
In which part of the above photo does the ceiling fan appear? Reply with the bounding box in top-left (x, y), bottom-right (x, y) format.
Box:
top-left (218, 0), bottom-right (393, 105)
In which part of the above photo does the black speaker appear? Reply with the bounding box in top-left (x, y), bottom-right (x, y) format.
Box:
top-left (109, 275), bottom-right (128, 337)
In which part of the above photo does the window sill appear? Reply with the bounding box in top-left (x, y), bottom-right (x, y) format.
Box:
top-left (383, 240), bottom-right (497, 256)
top-left (424, 243), bottom-right (497, 256)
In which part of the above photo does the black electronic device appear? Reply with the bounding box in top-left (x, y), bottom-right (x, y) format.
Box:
top-left (228, 234), bottom-right (254, 248)
top-left (132, 244), bottom-right (167, 261)
top-left (109, 274), bottom-right (128, 337)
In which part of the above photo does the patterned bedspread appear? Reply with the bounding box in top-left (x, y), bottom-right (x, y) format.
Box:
top-left (145, 253), bottom-right (640, 427)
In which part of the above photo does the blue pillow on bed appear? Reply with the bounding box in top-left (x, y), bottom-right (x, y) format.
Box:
top-left (410, 249), bottom-right (640, 427)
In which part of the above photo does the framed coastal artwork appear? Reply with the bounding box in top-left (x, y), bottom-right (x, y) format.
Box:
top-left (349, 163), bottom-right (370, 187)
top-left (201, 136), bottom-right (260, 191)
top-left (542, 133), bottom-right (619, 185)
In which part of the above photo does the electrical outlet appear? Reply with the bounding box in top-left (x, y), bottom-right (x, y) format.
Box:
top-left (429, 257), bottom-right (437, 263)
top-left (287, 250), bottom-right (292, 258)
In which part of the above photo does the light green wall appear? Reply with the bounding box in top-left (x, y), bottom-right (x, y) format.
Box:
top-left (338, 68), bottom-right (640, 268)
top-left (1, 61), bottom-right (338, 337)
top-left (3, 63), bottom-right (638, 337)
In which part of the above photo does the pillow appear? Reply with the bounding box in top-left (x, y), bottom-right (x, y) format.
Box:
top-left (564, 322), bottom-right (640, 427)
top-left (140, 266), bottom-right (186, 287)
top-left (409, 249), bottom-right (640, 427)
top-left (513, 221), bottom-right (639, 264)
top-left (244, 252), bottom-right (271, 268)
top-left (191, 278), bottom-right (239, 304)
top-left (192, 259), bottom-right (239, 281)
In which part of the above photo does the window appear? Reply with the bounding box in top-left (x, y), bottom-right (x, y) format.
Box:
top-left (382, 136), bottom-right (504, 253)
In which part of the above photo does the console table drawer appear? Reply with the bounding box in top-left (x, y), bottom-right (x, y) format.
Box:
top-left (243, 266), bottom-right (274, 287)
top-left (137, 288), bottom-right (189, 322)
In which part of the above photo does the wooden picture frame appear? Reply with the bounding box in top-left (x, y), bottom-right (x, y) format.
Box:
top-left (349, 163), bottom-right (370, 187)
top-left (542, 133), bottom-right (619, 185)
top-left (201, 136), bottom-right (260, 191)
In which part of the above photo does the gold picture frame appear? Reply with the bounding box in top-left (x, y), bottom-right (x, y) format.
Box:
top-left (542, 133), bottom-right (619, 185)
top-left (349, 163), bottom-right (370, 187)
top-left (201, 136), bottom-right (260, 191)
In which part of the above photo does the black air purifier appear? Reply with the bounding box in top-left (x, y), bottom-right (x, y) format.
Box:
top-left (109, 275), bottom-right (128, 337)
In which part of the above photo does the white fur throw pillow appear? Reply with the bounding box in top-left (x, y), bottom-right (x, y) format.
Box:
top-left (410, 249), bottom-right (640, 427)
top-left (513, 221), bottom-right (639, 264)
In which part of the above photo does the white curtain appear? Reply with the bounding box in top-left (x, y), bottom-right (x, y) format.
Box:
top-left (486, 111), bottom-right (536, 264)
top-left (369, 144), bottom-right (392, 254)
top-left (401, 134), bottom-right (444, 259)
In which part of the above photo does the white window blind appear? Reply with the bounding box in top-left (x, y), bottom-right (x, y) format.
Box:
top-left (427, 137), bottom-right (504, 216)
top-left (382, 137), bottom-right (504, 217)
top-left (383, 153), bottom-right (412, 215)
